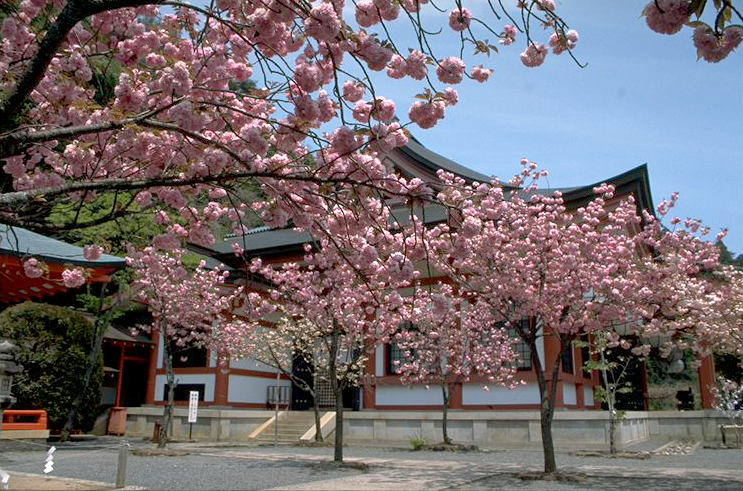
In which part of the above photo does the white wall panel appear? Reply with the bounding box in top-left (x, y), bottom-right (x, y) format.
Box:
top-left (228, 375), bottom-right (291, 404)
top-left (375, 345), bottom-right (385, 377)
top-left (230, 357), bottom-right (280, 372)
top-left (375, 385), bottom-right (443, 406)
top-left (584, 386), bottom-right (594, 406)
top-left (462, 383), bottom-right (540, 405)
top-left (563, 382), bottom-right (577, 405)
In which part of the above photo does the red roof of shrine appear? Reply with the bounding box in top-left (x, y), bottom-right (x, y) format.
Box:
top-left (0, 226), bottom-right (125, 304)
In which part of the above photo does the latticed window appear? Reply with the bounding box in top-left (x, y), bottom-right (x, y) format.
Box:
top-left (388, 322), bottom-right (415, 375)
top-left (505, 319), bottom-right (532, 370)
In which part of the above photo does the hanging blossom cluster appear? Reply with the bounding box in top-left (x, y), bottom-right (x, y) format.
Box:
top-left (643, 0), bottom-right (743, 62)
top-left (2, 0), bottom-right (584, 262)
top-left (518, 0), bottom-right (580, 67)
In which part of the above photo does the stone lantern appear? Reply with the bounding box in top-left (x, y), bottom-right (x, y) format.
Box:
top-left (0, 340), bottom-right (23, 409)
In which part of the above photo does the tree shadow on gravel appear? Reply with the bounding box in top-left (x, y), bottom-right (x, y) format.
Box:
top-left (447, 474), bottom-right (742, 491)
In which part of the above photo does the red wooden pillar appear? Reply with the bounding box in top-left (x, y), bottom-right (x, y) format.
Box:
top-left (363, 349), bottom-right (376, 409)
top-left (542, 334), bottom-right (564, 408)
top-left (697, 354), bottom-right (716, 409)
top-left (448, 381), bottom-right (463, 409)
top-left (145, 331), bottom-right (158, 405)
top-left (114, 345), bottom-right (125, 407)
top-left (213, 351), bottom-right (229, 406)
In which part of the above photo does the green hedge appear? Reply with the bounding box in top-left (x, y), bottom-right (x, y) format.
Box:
top-left (0, 302), bottom-right (102, 432)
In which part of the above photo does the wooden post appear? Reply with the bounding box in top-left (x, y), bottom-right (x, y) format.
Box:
top-left (115, 440), bottom-right (128, 488)
top-left (697, 354), bottom-right (716, 409)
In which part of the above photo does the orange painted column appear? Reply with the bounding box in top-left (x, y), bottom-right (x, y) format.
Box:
top-left (114, 345), bottom-right (125, 407)
top-left (542, 334), bottom-right (564, 408)
top-left (213, 351), bottom-right (229, 406)
top-left (145, 331), bottom-right (159, 405)
top-left (697, 354), bottom-right (716, 409)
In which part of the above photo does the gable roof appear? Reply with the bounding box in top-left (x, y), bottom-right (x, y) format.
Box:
top-left (191, 142), bottom-right (655, 268)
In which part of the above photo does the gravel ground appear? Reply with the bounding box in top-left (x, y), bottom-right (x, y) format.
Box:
top-left (0, 437), bottom-right (740, 490)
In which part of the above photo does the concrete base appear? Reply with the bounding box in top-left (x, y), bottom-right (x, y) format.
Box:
top-left (123, 407), bottom-right (729, 446)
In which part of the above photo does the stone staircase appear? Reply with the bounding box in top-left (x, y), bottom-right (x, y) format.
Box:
top-left (251, 411), bottom-right (318, 445)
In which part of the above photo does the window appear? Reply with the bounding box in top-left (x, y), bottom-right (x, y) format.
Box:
top-left (162, 383), bottom-right (205, 401)
top-left (502, 319), bottom-right (532, 371)
top-left (561, 343), bottom-right (574, 374)
top-left (0, 376), bottom-right (10, 394)
top-left (387, 323), bottom-right (415, 375)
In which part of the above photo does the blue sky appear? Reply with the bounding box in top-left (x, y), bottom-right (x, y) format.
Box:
top-left (363, 2), bottom-right (742, 254)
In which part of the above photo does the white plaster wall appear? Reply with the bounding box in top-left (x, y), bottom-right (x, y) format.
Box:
top-left (375, 345), bottom-right (385, 377)
top-left (156, 335), bottom-right (163, 369)
top-left (227, 374), bottom-right (291, 404)
top-left (229, 357), bottom-right (280, 373)
top-left (563, 383), bottom-right (576, 406)
top-left (462, 382), bottom-right (541, 405)
top-left (375, 385), bottom-right (443, 406)
top-left (154, 374), bottom-right (216, 402)
top-left (535, 333), bottom-right (545, 367)
top-left (584, 386), bottom-right (594, 406)
top-left (209, 351), bottom-right (217, 368)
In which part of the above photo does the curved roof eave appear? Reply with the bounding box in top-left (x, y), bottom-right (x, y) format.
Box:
top-left (401, 136), bottom-right (492, 183)
top-left (0, 225), bottom-right (126, 267)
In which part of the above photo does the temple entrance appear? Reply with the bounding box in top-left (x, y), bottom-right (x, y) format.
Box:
top-left (291, 355), bottom-right (314, 410)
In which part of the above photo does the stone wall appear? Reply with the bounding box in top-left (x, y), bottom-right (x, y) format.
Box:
top-left (124, 407), bottom-right (729, 445)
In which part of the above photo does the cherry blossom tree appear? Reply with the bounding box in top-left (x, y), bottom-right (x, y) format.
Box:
top-left (128, 247), bottom-right (238, 448)
top-left (232, 314), bottom-right (329, 443)
top-left (216, 222), bottom-right (417, 461)
top-left (393, 286), bottom-right (519, 445)
top-left (0, 0), bottom-right (589, 250)
top-left (426, 160), bottom-right (729, 475)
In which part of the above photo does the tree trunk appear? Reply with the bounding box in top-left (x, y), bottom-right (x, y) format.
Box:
top-left (313, 395), bottom-right (323, 442)
top-left (60, 287), bottom-right (112, 442)
top-left (159, 337), bottom-right (176, 449)
top-left (600, 360), bottom-right (618, 454)
top-left (329, 319), bottom-right (343, 462)
top-left (334, 382), bottom-right (344, 462)
top-left (441, 381), bottom-right (452, 445)
top-left (531, 337), bottom-right (559, 474)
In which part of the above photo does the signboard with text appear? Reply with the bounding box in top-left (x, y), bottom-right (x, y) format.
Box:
top-left (188, 391), bottom-right (199, 423)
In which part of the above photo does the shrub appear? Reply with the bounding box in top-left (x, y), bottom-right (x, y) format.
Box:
top-left (410, 436), bottom-right (426, 451)
top-left (0, 302), bottom-right (102, 432)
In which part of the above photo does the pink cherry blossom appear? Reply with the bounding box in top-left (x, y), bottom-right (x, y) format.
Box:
top-left (23, 258), bottom-right (44, 278)
top-left (471, 65), bottom-right (492, 82)
top-left (83, 244), bottom-right (103, 261)
top-left (448, 8), bottom-right (472, 32)
top-left (436, 57), bottom-right (466, 84)
top-left (643, 0), bottom-right (690, 35)
top-left (62, 268), bottom-right (86, 288)
top-left (520, 43), bottom-right (548, 67)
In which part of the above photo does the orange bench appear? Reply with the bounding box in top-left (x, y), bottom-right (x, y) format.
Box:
top-left (2, 409), bottom-right (48, 431)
